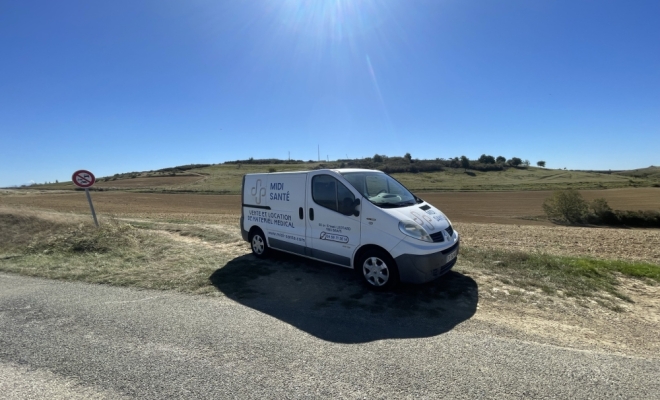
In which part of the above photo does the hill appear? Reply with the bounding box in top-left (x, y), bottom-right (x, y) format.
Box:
top-left (614, 166), bottom-right (660, 179)
top-left (23, 160), bottom-right (660, 194)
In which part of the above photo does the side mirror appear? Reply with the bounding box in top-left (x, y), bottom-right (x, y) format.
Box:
top-left (340, 198), bottom-right (361, 217)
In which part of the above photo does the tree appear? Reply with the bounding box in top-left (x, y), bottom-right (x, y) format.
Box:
top-left (523, 159), bottom-right (530, 167)
top-left (404, 153), bottom-right (412, 162)
top-left (507, 157), bottom-right (522, 167)
top-left (542, 189), bottom-right (589, 224)
top-left (478, 154), bottom-right (495, 164)
top-left (537, 161), bottom-right (546, 168)
top-left (373, 154), bottom-right (383, 163)
top-left (496, 156), bottom-right (506, 163)
top-left (460, 155), bottom-right (470, 171)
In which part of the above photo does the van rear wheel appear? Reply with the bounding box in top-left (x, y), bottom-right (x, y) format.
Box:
top-left (357, 249), bottom-right (399, 290)
top-left (250, 229), bottom-right (269, 258)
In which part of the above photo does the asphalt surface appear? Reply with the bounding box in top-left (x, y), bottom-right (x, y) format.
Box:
top-left (1, 272), bottom-right (659, 399)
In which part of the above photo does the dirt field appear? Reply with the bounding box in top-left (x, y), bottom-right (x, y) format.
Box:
top-left (0, 191), bottom-right (241, 223)
top-left (2, 188), bottom-right (658, 226)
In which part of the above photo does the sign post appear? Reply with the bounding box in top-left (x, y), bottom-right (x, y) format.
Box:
top-left (72, 170), bottom-right (98, 227)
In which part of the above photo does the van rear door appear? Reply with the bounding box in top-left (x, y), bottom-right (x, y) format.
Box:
top-left (244, 173), bottom-right (308, 255)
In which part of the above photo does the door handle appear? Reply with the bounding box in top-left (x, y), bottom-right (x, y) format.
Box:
top-left (299, 207), bottom-right (304, 219)
top-left (309, 208), bottom-right (314, 221)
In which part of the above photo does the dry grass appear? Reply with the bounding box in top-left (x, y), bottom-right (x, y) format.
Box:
top-left (0, 206), bottom-right (90, 253)
top-left (0, 205), bottom-right (248, 294)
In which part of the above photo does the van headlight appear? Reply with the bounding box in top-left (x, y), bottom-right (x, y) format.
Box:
top-left (398, 220), bottom-right (433, 242)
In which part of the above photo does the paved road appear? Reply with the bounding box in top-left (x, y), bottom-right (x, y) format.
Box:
top-left (1, 273), bottom-right (658, 399)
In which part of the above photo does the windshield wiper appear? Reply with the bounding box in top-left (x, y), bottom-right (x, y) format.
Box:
top-left (393, 201), bottom-right (416, 207)
top-left (373, 201), bottom-right (414, 209)
top-left (372, 202), bottom-right (399, 208)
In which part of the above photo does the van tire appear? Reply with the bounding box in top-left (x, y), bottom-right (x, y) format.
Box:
top-left (357, 249), bottom-right (399, 290)
top-left (249, 229), bottom-right (269, 258)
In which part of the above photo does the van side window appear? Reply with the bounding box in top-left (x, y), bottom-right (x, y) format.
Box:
top-left (312, 175), bottom-right (355, 214)
top-left (337, 180), bottom-right (356, 215)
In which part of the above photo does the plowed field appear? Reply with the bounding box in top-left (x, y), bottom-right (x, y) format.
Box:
top-left (2, 188), bottom-right (658, 226)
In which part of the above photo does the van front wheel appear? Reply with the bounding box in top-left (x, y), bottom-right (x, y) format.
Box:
top-left (250, 230), bottom-right (269, 258)
top-left (358, 249), bottom-right (399, 290)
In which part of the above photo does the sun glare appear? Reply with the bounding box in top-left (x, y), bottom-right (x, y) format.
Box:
top-left (277, 0), bottom-right (387, 43)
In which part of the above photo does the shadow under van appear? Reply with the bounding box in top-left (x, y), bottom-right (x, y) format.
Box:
top-left (210, 253), bottom-right (478, 344)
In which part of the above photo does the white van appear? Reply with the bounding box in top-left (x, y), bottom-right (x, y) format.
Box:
top-left (240, 169), bottom-right (459, 290)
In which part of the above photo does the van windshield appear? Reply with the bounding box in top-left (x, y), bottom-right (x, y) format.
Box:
top-left (340, 172), bottom-right (418, 208)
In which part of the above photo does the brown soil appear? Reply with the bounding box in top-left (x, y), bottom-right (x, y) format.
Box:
top-left (456, 222), bottom-right (660, 265)
top-left (2, 188), bottom-right (658, 226)
top-left (0, 191), bottom-right (241, 223)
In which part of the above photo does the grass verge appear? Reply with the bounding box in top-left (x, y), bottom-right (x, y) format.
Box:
top-left (458, 247), bottom-right (659, 310)
top-left (0, 206), bottom-right (247, 294)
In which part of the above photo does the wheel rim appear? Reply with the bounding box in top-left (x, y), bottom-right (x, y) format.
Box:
top-left (252, 235), bottom-right (265, 255)
top-left (363, 256), bottom-right (389, 287)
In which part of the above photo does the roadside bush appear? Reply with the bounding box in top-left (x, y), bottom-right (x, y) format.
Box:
top-left (542, 189), bottom-right (589, 224)
top-left (589, 198), bottom-right (618, 225)
top-left (616, 210), bottom-right (660, 228)
top-left (546, 195), bottom-right (660, 228)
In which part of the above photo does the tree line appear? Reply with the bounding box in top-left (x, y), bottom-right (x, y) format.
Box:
top-left (226, 154), bottom-right (548, 174)
top-left (319, 153), bottom-right (548, 174)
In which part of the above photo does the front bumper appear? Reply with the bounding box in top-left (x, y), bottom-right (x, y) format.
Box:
top-left (394, 240), bottom-right (459, 284)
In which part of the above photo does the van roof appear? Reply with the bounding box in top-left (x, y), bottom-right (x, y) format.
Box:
top-left (245, 168), bottom-right (384, 176)
top-left (331, 168), bottom-right (385, 173)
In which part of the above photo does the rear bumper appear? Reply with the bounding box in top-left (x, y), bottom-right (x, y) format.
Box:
top-left (394, 240), bottom-right (459, 284)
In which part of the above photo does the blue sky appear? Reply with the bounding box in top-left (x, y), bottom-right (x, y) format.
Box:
top-left (1, 0), bottom-right (658, 187)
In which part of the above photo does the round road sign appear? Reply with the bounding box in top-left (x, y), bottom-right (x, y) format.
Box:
top-left (72, 170), bottom-right (96, 188)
